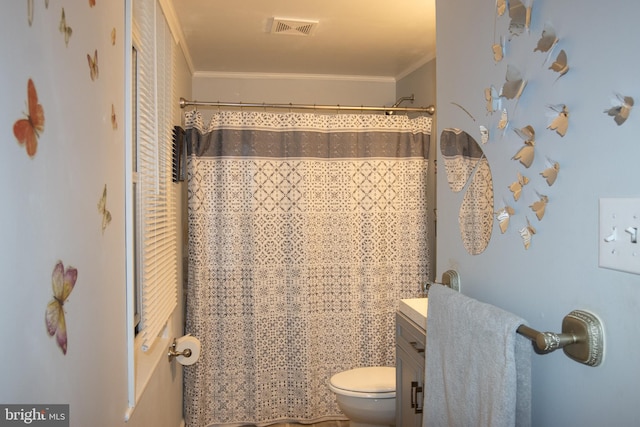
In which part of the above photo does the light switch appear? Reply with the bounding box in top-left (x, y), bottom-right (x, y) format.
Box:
top-left (599, 198), bottom-right (640, 274)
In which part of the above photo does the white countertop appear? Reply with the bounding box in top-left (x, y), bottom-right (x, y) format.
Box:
top-left (399, 297), bottom-right (428, 330)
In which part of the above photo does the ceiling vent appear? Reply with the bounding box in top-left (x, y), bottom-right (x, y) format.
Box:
top-left (270, 18), bottom-right (318, 36)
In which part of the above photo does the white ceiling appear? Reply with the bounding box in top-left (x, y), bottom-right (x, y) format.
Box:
top-left (167, 0), bottom-right (436, 79)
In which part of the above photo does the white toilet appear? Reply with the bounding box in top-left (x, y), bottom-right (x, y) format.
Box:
top-left (328, 366), bottom-right (396, 427)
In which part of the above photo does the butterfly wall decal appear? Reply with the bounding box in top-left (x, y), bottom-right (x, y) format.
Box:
top-left (495, 204), bottom-right (515, 234)
top-left (111, 28), bottom-right (117, 45)
top-left (485, 85), bottom-right (500, 114)
top-left (479, 125), bottom-right (489, 144)
top-left (508, 0), bottom-right (532, 39)
top-left (512, 140), bottom-right (535, 168)
top-left (512, 125), bottom-right (536, 168)
top-left (604, 93), bottom-right (634, 126)
top-left (497, 108), bottom-right (509, 130)
top-left (540, 158), bottom-right (560, 186)
top-left (13, 78), bottom-right (44, 158)
top-left (45, 261), bottom-right (78, 355)
top-left (59, 8), bottom-right (72, 47)
top-left (27, 0), bottom-right (49, 26)
top-left (519, 217), bottom-right (536, 250)
top-left (508, 172), bottom-right (529, 201)
top-left (87, 49), bottom-right (99, 81)
top-left (492, 37), bottom-right (504, 63)
top-left (27, 0), bottom-right (33, 26)
top-left (534, 22), bottom-right (558, 53)
top-left (492, 1), bottom-right (505, 63)
top-left (547, 104), bottom-right (569, 136)
top-left (501, 64), bottom-right (527, 101)
top-left (549, 49), bottom-right (569, 79)
top-left (530, 193), bottom-right (549, 221)
top-left (89, 0), bottom-right (96, 7)
top-left (98, 184), bottom-right (112, 234)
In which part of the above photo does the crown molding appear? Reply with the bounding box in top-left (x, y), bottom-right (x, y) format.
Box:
top-left (395, 54), bottom-right (436, 81)
top-left (158, 0), bottom-right (194, 75)
top-left (192, 71), bottom-right (396, 83)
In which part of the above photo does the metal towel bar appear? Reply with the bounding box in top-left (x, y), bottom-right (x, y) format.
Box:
top-left (423, 269), bottom-right (460, 293)
top-left (423, 270), bottom-right (605, 367)
top-left (516, 309), bottom-right (604, 367)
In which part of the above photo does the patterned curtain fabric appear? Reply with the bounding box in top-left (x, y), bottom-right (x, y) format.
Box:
top-left (183, 110), bottom-right (432, 426)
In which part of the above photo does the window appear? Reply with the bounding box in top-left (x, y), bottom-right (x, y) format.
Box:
top-left (126, 0), bottom-right (177, 413)
top-left (134, 0), bottom-right (177, 352)
top-left (132, 44), bottom-right (141, 334)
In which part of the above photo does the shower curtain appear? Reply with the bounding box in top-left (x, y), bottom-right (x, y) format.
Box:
top-left (183, 109), bottom-right (432, 427)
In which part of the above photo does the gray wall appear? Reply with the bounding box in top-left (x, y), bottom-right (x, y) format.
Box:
top-left (0, 2), bottom-right (190, 426)
top-left (436, 1), bottom-right (640, 426)
top-left (192, 73), bottom-right (396, 123)
top-left (397, 59), bottom-right (437, 278)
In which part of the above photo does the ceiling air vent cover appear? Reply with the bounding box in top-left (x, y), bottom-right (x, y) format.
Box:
top-left (270, 18), bottom-right (318, 36)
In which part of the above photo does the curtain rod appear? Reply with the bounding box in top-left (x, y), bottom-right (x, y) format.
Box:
top-left (179, 97), bottom-right (435, 115)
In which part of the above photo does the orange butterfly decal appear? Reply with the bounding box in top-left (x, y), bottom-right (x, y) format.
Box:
top-left (89, 0), bottom-right (96, 7)
top-left (45, 261), bottom-right (78, 355)
top-left (87, 50), bottom-right (99, 81)
top-left (111, 104), bottom-right (118, 130)
top-left (13, 78), bottom-right (44, 158)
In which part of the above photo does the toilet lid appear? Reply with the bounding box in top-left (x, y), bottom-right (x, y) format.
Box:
top-left (329, 367), bottom-right (395, 393)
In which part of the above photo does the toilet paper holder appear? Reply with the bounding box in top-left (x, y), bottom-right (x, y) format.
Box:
top-left (168, 337), bottom-right (192, 362)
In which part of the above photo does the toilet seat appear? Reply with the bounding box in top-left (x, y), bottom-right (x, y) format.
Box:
top-left (329, 367), bottom-right (396, 399)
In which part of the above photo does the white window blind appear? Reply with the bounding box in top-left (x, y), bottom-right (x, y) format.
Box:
top-left (134, 0), bottom-right (177, 351)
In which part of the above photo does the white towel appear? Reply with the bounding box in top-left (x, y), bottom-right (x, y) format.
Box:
top-left (423, 284), bottom-right (531, 427)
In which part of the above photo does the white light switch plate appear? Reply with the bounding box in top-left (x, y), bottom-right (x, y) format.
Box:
top-left (599, 198), bottom-right (640, 274)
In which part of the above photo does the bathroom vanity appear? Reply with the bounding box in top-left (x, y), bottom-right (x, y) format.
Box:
top-left (396, 298), bottom-right (427, 427)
